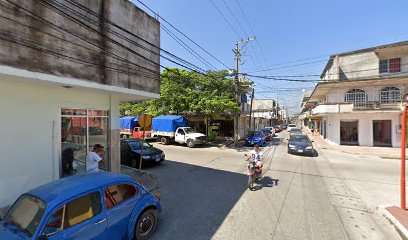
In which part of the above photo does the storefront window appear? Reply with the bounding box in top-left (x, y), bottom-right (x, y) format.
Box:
top-left (61, 109), bottom-right (109, 178)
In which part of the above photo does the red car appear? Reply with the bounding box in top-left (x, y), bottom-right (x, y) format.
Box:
top-left (273, 125), bottom-right (282, 133)
top-left (260, 128), bottom-right (273, 141)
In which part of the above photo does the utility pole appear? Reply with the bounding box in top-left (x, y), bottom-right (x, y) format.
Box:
top-left (232, 37), bottom-right (256, 145)
top-left (248, 87), bottom-right (255, 130)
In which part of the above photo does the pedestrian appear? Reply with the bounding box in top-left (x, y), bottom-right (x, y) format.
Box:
top-left (86, 144), bottom-right (105, 173)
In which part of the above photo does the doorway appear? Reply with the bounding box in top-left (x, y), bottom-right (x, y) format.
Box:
top-left (340, 120), bottom-right (358, 145)
top-left (373, 120), bottom-right (392, 147)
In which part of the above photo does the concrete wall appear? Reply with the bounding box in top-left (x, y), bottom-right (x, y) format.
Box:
top-left (338, 52), bottom-right (378, 80)
top-left (0, 78), bottom-right (120, 207)
top-left (325, 113), bottom-right (401, 147)
top-left (0, 0), bottom-right (160, 94)
top-left (323, 44), bottom-right (408, 81)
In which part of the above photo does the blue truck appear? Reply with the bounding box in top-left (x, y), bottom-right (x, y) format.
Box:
top-left (151, 115), bottom-right (206, 148)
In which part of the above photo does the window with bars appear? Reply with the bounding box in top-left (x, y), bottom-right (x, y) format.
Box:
top-left (345, 89), bottom-right (367, 107)
top-left (379, 58), bottom-right (401, 73)
top-left (380, 87), bottom-right (401, 103)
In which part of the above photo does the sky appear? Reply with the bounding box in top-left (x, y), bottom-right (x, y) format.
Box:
top-left (131, 0), bottom-right (408, 114)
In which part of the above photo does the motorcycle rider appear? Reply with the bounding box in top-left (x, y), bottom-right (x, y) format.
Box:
top-left (247, 144), bottom-right (264, 177)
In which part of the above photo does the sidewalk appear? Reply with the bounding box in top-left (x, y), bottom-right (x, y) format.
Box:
top-left (379, 206), bottom-right (408, 240)
top-left (307, 131), bottom-right (401, 159)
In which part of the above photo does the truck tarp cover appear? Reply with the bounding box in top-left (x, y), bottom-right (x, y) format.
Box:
top-left (152, 115), bottom-right (188, 132)
top-left (120, 116), bottom-right (139, 130)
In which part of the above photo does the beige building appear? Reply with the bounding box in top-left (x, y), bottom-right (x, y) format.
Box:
top-left (307, 41), bottom-right (408, 147)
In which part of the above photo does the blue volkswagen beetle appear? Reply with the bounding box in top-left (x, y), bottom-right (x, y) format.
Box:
top-left (0, 172), bottom-right (161, 240)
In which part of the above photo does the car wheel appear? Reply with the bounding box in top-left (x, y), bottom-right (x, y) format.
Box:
top-left (160, 137), bottom-right (169, 145)
top-left (134, 208), bottom-right (158, 240)
top-left (187, 139), bottom-right (195, 148)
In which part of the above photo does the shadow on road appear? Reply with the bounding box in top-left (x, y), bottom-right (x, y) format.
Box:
top-left (147, 160), bottom-right (249, 240)
top-left (251, 176), bottom-right (280, 191)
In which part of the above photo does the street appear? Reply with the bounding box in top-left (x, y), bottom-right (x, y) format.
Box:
top-left (144, 131), bottom-right (401, 240)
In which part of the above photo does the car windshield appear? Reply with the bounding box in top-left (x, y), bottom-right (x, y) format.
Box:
top-left (249, 131), bottom-right (263, 137)
top-left (183, 127), bottom-right (197, 134)
top-left (290, 135), bottom-right (310, 143)
top-left (289, 125), bottom-right (296, 127)
top-left (4, 195), bottom-right (46, 237)
top-left (261, 129), bottom-right (271, 134)
top-left (127, 140), bottom-right (151, 150)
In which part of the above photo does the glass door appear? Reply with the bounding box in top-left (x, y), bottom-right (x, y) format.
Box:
top-left (373, 120), bottom-right (392, 147)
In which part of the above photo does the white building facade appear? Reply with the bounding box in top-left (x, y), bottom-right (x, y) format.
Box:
top-left (308, 41), bottom-right (408, 147)
top-left (0, 0), bottom-right (160, 207)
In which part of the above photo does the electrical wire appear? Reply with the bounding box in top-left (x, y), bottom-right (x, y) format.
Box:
top-left (135, 0), bottom-right (229, 69)
top-left (234, 0), bottom-right (269, 68)
top-left (64, 0), bottom-right (209, 73)
top-left (160, 24), bottom-right (216, 71)
top-left (35, 0), bottom-right (205, 74)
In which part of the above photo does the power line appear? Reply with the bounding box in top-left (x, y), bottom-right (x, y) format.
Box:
top-left (248, 60), bottom-right (327, 73)
top-left (58, 0), bottom-right (207, 73)
top-left (0, 7), bottom-right (159, 78)
top-left (233, 0), bottom-right (269, 68)
top-left (135, 0), bottom-right (229, 69)
top-left (208, 0), bottom-right (241, 38)
top-left (220, 0), bottom-right (263, 70)
top-left (160, 24), bottom-right (216, 71)
top-left (2, 0), bottom-right (230, 85)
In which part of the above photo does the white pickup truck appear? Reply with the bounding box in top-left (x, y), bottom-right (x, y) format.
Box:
top-left (153, 127), bottom-right (206, 148)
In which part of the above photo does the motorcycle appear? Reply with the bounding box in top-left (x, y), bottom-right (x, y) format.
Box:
top-left (245, 154), bottom-right (263, 190)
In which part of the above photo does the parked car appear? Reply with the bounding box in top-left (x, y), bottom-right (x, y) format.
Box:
top-left (264, 127), bottom-right (276, 136)
top-left (289, 128), bottom-right (303, 136)
top-left (245, 130), bottom-right (266, 146)
top-left (288, 134), bottom-right (314, 156)
top-left (273, 125), bottom-right (282, 133)
top-left (260, 128), bottom-right (273, 141)
top-left (121, 139), bottom-right (165, 168)
top-left (0, 173), bottom-right (161, 240)
top-left (280, 124), bottom-right (288, 130)
top-left (287, 124), bottom-right (297, 132)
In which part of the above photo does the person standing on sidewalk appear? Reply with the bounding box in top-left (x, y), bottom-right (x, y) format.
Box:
top-left (86, 144), bottom-right (105, 173)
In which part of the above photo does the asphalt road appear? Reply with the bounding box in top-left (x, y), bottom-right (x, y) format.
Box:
top-left (143, 132), bottom-right (401, 240)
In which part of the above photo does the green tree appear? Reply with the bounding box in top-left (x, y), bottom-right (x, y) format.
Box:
top-left (120, 68), bottom-right (246, 118)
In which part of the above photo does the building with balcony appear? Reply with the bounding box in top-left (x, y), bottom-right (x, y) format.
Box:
top-left (0, 0), bottom-right (160, 207)
top-left (307, 41), bottom-right (408, 147)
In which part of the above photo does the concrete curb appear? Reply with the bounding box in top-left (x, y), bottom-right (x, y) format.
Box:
top-left (378, 205), bottom-right (408, 240)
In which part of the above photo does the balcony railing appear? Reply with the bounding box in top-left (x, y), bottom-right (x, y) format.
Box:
top-left (352, 101), bottom-right (401, 111)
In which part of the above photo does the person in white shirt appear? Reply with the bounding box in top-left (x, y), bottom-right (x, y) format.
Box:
top-left (248, 145), bottom-right (264, 177)
top-left (250, 145), bottom-right (263, 162)
top-left (86, 144), bottom-right (105, 173)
